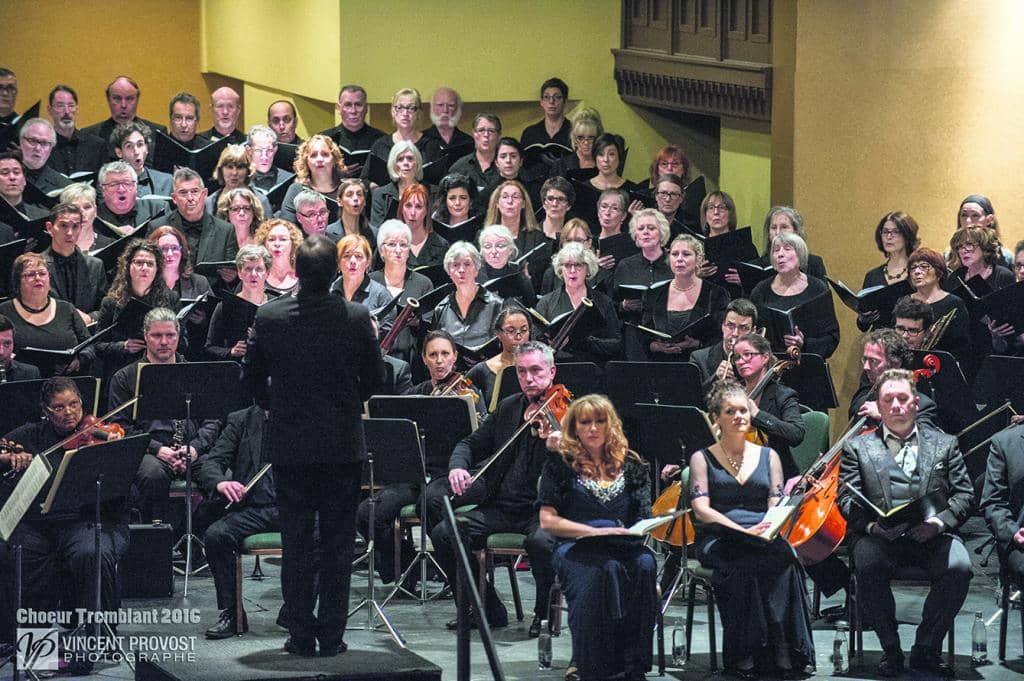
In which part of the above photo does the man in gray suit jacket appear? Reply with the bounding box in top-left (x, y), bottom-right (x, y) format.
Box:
top-left (981, 424), bottom-right (1024, 584)
top-left (838, 368), bottom-right (973, 677)
top-left (160, 168), bottom-right (238, 283)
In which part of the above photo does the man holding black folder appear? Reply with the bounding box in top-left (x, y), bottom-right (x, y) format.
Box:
top-left (838, 368), bottom-right (973, 677)
top-left (0, 150), bottom-right (48, 241)
top-left (243, 235), bottom-right (383, 657)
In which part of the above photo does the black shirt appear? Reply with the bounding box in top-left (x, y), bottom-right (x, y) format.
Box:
top-left (321, 122), bottom-right (386, 154)
top-left (49, 129), bottom-right (106, 175)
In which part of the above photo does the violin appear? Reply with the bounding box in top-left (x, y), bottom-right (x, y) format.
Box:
top-left (63, 415), bottom-right (125, 449)
top-left (523, 384), bottom-right (572, 438)
top-left (433, 372), bottom-right (479, 402)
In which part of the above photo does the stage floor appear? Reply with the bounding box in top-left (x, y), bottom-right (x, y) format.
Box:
top-left (4, 516), bottom-right (1023, 681)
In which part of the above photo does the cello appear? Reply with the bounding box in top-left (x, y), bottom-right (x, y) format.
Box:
top-left (781, 354), bottom-right (942, 565)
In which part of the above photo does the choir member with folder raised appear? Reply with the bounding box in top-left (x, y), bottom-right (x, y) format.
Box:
top-left (858, 211), bottom-right (919, 330)
top-left (905, 247), bottom-right (972, 373)
top-left (0, 151), bottom-right (49, 242)
top-left (476, 224), bottom-right (537, 307)
top-left (534, 242), bottom-right (620, 364)
top-left (750, 233), bottom-right (839, 359)
top-left (206, 245), bottom-right (274, 361)
top-left (95, 161), bottom-right (165, 235)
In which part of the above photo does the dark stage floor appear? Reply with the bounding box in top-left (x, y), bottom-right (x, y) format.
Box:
top-left (3, 516), bottom-right (1023, 681)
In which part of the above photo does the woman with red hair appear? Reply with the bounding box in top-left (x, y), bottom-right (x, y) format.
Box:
top-left (400, 183), bottom-right (448, 269)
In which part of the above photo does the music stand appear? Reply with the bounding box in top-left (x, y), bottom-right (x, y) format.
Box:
top-left (974, 355), bottom-right (1024, 412)
top-left (366, 396), bottom-right (478, 602)
top-left (910, 350), bottom-right (976, 434)
top-left (606, 361), bottom-right (703, 444)
top-left (634, 404), bottom-right (715, 610)
top-left (43, 434), bottom-right (148, 672)
top-left (775, 353), bottom-right (838, 412)
top-left (346, 418), bottom-right (420, 648)
top-left (554, 362), bottom-right (603, 397)
top-left (0, 377), bottom-right (99, 436)
top-left (135, 362), bottom-right (246, 596)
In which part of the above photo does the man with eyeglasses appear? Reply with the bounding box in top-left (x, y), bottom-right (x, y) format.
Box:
top-left (0, 68), bottom-right (18, 125)
top-left (1, 377), bottom-right (128, 673)
top-left (691, 297), bottom-right (759, 391)
top-left (0, 150), bottom-right (49, 242)
top-left (41, 202), bottom-right (106, 324)
top-left (202, 87), bottom-right (245, 145)
top-left (449, 113), bottom-right (503, 193)
top-left (95, 160), bottom-right (166, 232)
top-left (246, 125), bottom-right (294, 210)
top-left (46, 85), bottom-right (106, 176)
top-left (82, 76), bottom-right (167, 162)
top-left (321, 85), bottom-right (384, 177)
top-left (160, 167), bottom-right (238, 272)
top-left (520, 77), bottom-right (572, 169)
top-left (292, 189), bottom-right (331, 239)
top-left (18, 118), bottom-right (72, 195)
top-left (892, 296), bottom-right (934, 352)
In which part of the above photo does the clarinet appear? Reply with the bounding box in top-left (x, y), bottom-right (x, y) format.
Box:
top-left (0, 363), bottom-right (7, 383)
top-left (172, 419), bottom-right (187, 466)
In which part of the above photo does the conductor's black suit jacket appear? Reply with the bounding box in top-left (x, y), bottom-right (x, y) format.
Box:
top-left (243, 291), bottom-right (383, 466)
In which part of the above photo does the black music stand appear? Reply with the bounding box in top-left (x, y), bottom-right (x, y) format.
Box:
top-left (366, 396), bottom-right (478, 602)
top-left (974, 355), bottom-right (1024, 412)
top-left (910, 350), bottom-right (976, 433)
top-left (775, 353), bottom-right (838, 412)
top-left (554, 361), bottom-right (603, 397)
top-left (44, 434), bottom-right (148, 673)
top-left (635, 405), bottom-right (716, 610)
top-left (606, 361), bottom-right (704, 444)
top-left (347, 418), bottom-right (419, 648)
top-left (136, 362), bottom-right (246, 596)
top-left (0, 377), bottom-right (99, 436)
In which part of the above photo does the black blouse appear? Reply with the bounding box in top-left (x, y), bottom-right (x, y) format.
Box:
top-left (749, 276), bottom-right (840, 359)
top-left (534, 286), bottom-right (621, 363)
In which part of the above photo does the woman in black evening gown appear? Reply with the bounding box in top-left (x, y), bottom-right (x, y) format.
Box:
top-left (689, 381), bottom-right (815, 678)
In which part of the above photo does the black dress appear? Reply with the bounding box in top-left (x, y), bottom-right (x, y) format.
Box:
top-left (691, 447), bottom-right (815, 672)
top-left (750, 276), bottom-right (840, 359)
top-left (537, 455), bottom-right (657, 681)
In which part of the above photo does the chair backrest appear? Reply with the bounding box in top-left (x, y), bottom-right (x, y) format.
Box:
top-left (790, 410), bottom-right (829, 474)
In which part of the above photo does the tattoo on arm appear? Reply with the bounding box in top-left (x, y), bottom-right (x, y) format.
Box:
top-left (690, 485), bottom-right (708, 499)
top-left (769, 483), bottom-right (784, 498)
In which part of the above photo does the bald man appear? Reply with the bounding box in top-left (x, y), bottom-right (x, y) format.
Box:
top-left (203, 87), bottom-right (245, 144)
top-left (421, 86), bottom-right (472, 151)
top-left (81, 76), bottom-right (167, 160)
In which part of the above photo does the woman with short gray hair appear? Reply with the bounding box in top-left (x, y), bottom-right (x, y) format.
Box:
top-left (477, 224), bottom-right (535, 306)
top-left (430, 241), bottom-right (503, 352)
top-left (205, 244), bottom-right (273, 361)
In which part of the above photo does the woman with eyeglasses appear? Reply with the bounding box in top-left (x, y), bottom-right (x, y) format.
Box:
top-left (205, 244), bottom-right (272, 361)
top-left (362, 88), bottom-right (441, 188)
top-left (549, 107), bottom-right (603, 179)
top-left (148, 225), bottom-right (212, 360)
top-left (749, 233), bottom-right (840, 359)
top-left (429, 242), bottom-right (503, 357)
top-left (483, 179), bottom-right (550, 288)
top-left (535, 242), bottom-right (621, 364)
top-left (370, 141), bottom-right (425, 229)
top-left (329, 178), bottom-right (376, 246)
top-left (953, 194), bottom-right (1012, 265)
top-left (0, 253), bottom-right (90, 376)
top-left (59, 183), bottom-right (112, 252)
top-left (254, 218), bottom-right (301, 295)
top-left (465, 306), bottom-right (533, 412)
top-left (642, 234), bottom-right (729, 361)
top-left (278, 134), bottom-right (347, 224)
top-left (858, 211), bottom-right (919, 331)
top-left (216, 187), bottom-right (265, 249)
top-left (540, 218), bottom-right (605, 295)
top-left (907, 247), bottom-right (972, 373)
top-left (477, 224), bottom-right (536, 307)
top-left (370, 219), bottom-right (434, 363)
top-left (205, 145), bottom-right (271, 218)
top-left (648, 146), bottom-right (705, 232)
top-left (538, 176), bottom-right (574, 242)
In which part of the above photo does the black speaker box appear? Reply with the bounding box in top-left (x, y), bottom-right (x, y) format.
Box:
top-left (122, 522), bottom-right (174, 598)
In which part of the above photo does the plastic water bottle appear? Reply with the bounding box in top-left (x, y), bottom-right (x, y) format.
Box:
top-left (537, 619), bottom-right (552, 669)
top-left (972, 611), bottom-right (988, 664)
top-left (671, 627), bottom-right (687, 667)
top-left (832, 621), bottom-right (849, 674)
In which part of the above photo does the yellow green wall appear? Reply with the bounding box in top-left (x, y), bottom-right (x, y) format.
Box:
top-left (721, 121), bottom-right (772, 251)
top-left (1, 0), bottom-right (209, 130)
top-left (778, 0), bottom-right (1024, 422)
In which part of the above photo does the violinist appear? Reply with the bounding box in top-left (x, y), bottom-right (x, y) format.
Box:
top-left (729, 332), bottom-right (805, 478)
top-left (1, 378), bottom-right (128, 673)
top-left (404, 329), bottom-right (485, 411)
top-left (429, 341), bottom-right (558, 637)
top-left (107, 307), bottom-right (220, 522)
top-left (838, 369), bottom-right (973, 677)
top-left (689, 380), bottom-right (816, 679)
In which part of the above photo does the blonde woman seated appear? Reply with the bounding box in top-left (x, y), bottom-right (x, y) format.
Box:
top-left (538, 394), bottom-right (656, 681)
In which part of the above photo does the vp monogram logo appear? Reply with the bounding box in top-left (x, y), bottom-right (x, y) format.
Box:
top-left (16, 627), bottom-right (59, 671)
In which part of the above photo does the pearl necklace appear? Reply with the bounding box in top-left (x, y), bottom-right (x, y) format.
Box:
top-left (671, 278), bottom-right (697, 293)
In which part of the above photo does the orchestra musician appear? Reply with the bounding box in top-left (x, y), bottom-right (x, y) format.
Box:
top-left (356, 330), bottom-right (483, 589)
top-left (0, 313), bottom-right (41, 381)
top-left (838, 368), bottom-right (973, 677)
top-left (538, 395), bottom-right (657, 681)
top-left (196, 404), bottom-right (276, 640)
top-left (981, 420), bottom-right (1024, 587)
top-left (465, 306), bottom-right (533, 411)
top-left (689, 298), bottom-right (758, 392)
top-left (689, 380), bottom-right (816, 679)
top-left (892, 296), bottom-right (933, 351)
top-left (429, 341), bottom-right (558, 636)
top-left (242, 234), bottom-right (383, 657)
top-left (107, 307), bottom-right (220, 523)
top-left (850, 328), bottom-right (939, 428)
top-left (1, 378), bottom-right (127, 675)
